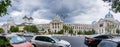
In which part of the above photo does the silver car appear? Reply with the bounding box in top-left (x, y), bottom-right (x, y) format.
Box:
top-left (31, 35), bottom-right (71, 47)
top-left (98, 38), bottom-right (120, 47)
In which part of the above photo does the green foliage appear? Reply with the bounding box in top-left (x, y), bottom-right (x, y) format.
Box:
top-left (0, 28), bottom-right (4, 33)
top-left (69, 28), bottom-right (73, 34)
top-left (83, 30), bottom-right (96, 35)
top-left (83, 31), bottom-right (88, 35)
top-left (63, 25), bottom-right (69, 30)
top-left (92, 29), bottom-right (96, 34)
top-left (63, 25), bottom-right (74, 34)
top-left (77, 30), bottom-right (83, 35)
top-left (103, 0), bottom-right (120, 13)
top-left (10, 26), bottom-right (19, 32)
top-left (0, 0), bottom-right (11, 16)
top-left (24, 25), bottom-right (39, 33)
top-left (0, 38), bottom-right (10, 47)
top-left (105, 23), bottom-right (116, 34)
top-left (84, 31), bottom-right (91, 35)
top-left (56, 25), bottom-right (73, 34)
top-left (57, 29), bottom-right (64, 34)
top-left (116, 29), bottom-right (120, 34)
top-left (112, 0), bottom-right (120, 13)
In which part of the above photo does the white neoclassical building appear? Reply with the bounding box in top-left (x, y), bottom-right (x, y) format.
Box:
top-left (2, 17), bottom-right (15, 33)
top-left (36, 15), bottom-right (93, 34)
top-left (2, 11), bottom-right (120, 34)
top-left (93, 12), bottom-right (120, 34)
top-left (36, 11), bottom-right (120, 34)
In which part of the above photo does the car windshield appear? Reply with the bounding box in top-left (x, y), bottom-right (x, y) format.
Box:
top-left (98, 40), bottom-right (117, 47)
top-left (10, 36), bottom-right (26, 44)
top-left (108, 35), bottom-right (114, 38)
top-left (51, 37), bottom-right (61, 42)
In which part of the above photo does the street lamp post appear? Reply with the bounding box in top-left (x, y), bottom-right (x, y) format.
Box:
top-left (3, 24), bottom-right (8, 34)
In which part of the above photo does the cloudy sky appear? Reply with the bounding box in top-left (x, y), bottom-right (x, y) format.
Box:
top-left (0, 0), bottom-right (120, 25)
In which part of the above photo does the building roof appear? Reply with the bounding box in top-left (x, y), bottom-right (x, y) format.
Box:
top-left (28, 17), bottom-right (33, 20)
top-left (105, 12), bottom-right (114, 19)
top-left (96, 11), bottom-right (120, 24)
top-left (23, 16), bottom-right (28, 19)
top-left (50, 15), bottom-right (63, 23)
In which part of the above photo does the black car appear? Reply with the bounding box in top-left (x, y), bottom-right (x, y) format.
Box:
top-left (84, 34), bottom-right (113, 47)
top-left (98, 38), bottom-right (120, 47)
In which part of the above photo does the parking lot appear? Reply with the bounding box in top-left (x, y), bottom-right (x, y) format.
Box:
top-left (25, 35), bottom-right (88, 47)
top-left (24, 35), bottom-right (120, 47)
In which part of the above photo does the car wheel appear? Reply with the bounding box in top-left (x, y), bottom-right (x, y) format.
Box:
top-left (32, 44), bottom-right (36, 47)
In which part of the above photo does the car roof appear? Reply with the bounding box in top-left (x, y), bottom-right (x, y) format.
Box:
top-left (85, 34), bottom-right (111, 38)
top-left (32, 35), bottom-right (52, 40)
top-left (106, 37), bottom-right (120, 42)
top-left (35, 35), bottom-right (52, 37)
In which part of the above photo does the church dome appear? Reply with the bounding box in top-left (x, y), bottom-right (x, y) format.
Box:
top-left (92, 21), bottom-right (97, 24)
top-left (53, 15), bottom-right (62, 21)
top-left (51, 15), bottom-right (63, 23)
top-left (105, 12), bottom-right (113, 18)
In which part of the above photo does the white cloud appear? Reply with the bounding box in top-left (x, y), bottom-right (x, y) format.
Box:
top-left (10, 11), bottom-right (22, 17)
top-left (33, 18), bottom-right (51, 24)
top-left (1, 0), bottom-right (120, 25)
top-left (73, 0), bottom-right (112, 24)
top-left (32, 9), bottom-right (49, 19)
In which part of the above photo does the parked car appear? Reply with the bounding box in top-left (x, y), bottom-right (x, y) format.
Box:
top-left (98, 38), bottom-right (120, 47)
top-left (84, 34), bottom-right (113, 47)
top-left (0, 34), bottom-right (32, 47)
top-left (31, 35), bottom-right (71, 47)
top-left (11, 32), bottom-right (23, 36)
top-left (23, 32), bottom-right (35, 36)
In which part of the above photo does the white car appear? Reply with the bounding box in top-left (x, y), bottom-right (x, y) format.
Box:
top-left (31, 35), bottom-right (71, 47)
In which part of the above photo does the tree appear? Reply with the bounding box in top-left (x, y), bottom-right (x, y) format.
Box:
top-left (63, 25), bottom-right (74, 34)
top-left (103, 0), bottom-right (120, 13)
top-left (62, 25), bottom-right (69, 34)
top-left (91, 29), bottom-right (96, 34)
top-left (63, 25), bottom-right (69, 31)
top-left (0, 38), bottom-right (10, 47)
top-left (83, 30), bottom-right (87, 35)
top-left (77, 30), bottom-right (83, 35)
top-left (69, 28), bottom-right (73, 34)
top-left (83, 30), bottom-right (96, 35)
top-left (24, 25), bottom-right (39, 33)
top-left (105, 23), bottom-right (116, 34)
top-left (57, 29), bottom-right (64, 34)
top-left (0, 0), bottom-right (11, 16)
top-left (116, 29), bottom-right (120, 34)
top-left (10, 26), bottom-right (19, 32)
top-left (0, 28), bottom-right (4, 33)
top-left (84, 31), bottom-right (90, 35)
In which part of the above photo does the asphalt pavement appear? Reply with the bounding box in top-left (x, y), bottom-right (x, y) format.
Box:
top-left (53, 36), bottom-right (87, 47)
top-left (24, 35), bottom-right (88, 47)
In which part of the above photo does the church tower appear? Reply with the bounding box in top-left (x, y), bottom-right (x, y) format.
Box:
top-left (50, 15), bottom-right (63, 33)
top-left (22, 16), bottom-right (33, 25)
